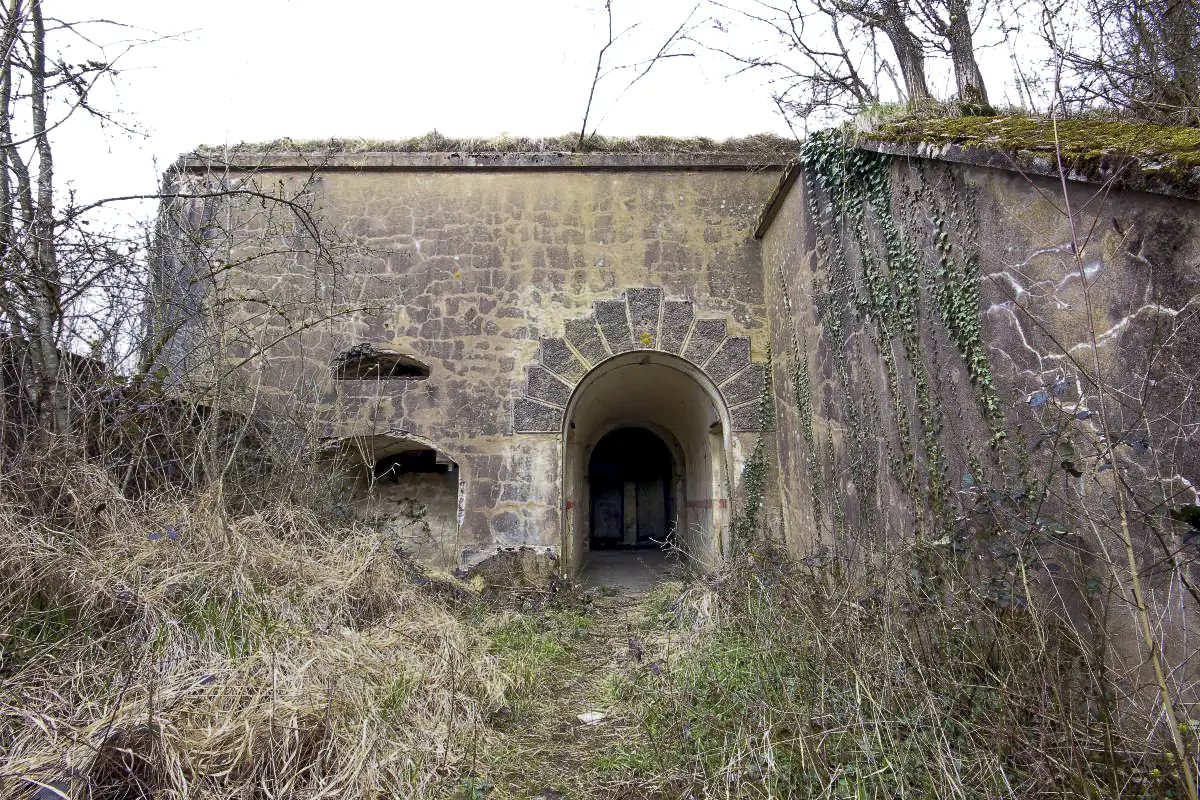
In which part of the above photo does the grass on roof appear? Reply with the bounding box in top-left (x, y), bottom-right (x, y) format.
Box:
top-left (863, 114), bottom-right (1200, 175)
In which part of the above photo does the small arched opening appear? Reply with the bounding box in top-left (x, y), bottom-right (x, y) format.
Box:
top-left (562, 351), bottom-right (733, 575)
top-left (335, 433), bottom-right (461, 568)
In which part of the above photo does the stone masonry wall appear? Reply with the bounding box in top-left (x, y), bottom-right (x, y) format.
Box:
top-left (163, 154), bottom-right (782, 564)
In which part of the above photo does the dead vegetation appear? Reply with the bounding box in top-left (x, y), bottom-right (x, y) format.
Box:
top-left (0, 418), bottom-right (510, 799)
top-left (2, 406), bottom-right (1194, 798)
top-left (192, 131), bottom-right (800, 158)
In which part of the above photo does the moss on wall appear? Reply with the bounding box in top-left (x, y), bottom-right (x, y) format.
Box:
top-left (868, 115), bottom-right (1200, 172)
top-left (861, 115), bottom-right (1200, 199)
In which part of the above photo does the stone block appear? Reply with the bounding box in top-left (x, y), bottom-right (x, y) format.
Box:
top-left (659, 300), bottom-right (694, 354)
top-left (683, 317), bottom-right (726, 366)
top-left (513, 397), bottom-right (564, 433)
top-left (720, 363), bottom-right (765, 407)
top-left (564, 317), bottom-right (609, 366)
top-left (595, 299), bottom-right (634, 353)
top-left (730, 401), bottom-right (762, 432)
top-left (524, 365), bottom-right (573, 407)
top-left (705, 337), bottom-right (751, 384)
top-left (626, 287), bottom-right (663, 348)
top-left (538, 338), bottom-right (586, 381)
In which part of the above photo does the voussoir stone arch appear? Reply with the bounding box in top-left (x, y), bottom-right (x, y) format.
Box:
top-left (513, 287), bottom-right (766, 434)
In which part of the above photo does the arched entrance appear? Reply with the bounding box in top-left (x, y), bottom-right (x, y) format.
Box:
top-left (561, 351), bottom-right (733, 574)
top-left (588, 427), bottom-right (676, 550)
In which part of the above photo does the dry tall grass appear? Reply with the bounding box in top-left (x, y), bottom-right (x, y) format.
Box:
top-left (2, 405), bottom-right (1197, 798)
top-left (603, 543), bottom-right (1196, 798)
top-left (0, 433), bottom-right (509, 799)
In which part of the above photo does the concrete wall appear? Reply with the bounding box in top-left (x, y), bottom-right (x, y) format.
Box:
top-left (160, 153), bottom-right (781, 568)
top-left (761, 146), bottom-right (1200, 697)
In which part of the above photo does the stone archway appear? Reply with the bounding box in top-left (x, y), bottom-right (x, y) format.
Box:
top-left (561, 350), bottom-right (736, 573)
top-left (511, 288), bottom-right (766, 574)
top-left (512, 288), bottom-right (766, 435)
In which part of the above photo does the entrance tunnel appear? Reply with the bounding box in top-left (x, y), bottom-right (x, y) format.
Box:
top-left (561, 351), bottom-right (732, 573)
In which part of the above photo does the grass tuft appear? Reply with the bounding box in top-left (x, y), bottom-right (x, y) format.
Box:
top-left (0, 435), bottom-right (507, 799)
top-left (191, 131), bottom-right (800, 158)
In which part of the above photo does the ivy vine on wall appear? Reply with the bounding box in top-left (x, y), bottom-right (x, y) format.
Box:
top-left (795, 128), bottom-right (1003, 542)
top-left (733, 345), bottom-right (775, 546)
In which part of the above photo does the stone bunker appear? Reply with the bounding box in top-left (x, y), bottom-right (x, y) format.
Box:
top-left (153, 126), bottom-right (1200, 609)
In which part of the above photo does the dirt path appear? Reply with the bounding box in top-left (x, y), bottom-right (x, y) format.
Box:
top-left (473, 584), bottom-right (666, 800)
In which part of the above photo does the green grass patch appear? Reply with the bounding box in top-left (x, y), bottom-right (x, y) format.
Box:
top-left (486, 609), bottom-right (593, 716)
top-left (603, 548), bottom-right (1192, 798)
top-left (2, 595), bottom-right (80, 667)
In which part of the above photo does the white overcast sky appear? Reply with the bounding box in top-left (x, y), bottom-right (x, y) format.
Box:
top-left (50, 1), bottom-right (790, 212)
top-left (48, 0), bottom-right (1036, 220)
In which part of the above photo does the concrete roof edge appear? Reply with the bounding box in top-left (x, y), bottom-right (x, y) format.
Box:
top-left (177, 151), bottom-right (790, 172)
top-left (753, 136), bottom-right (1200, 238)
top-left (753, 159), bottom-right (801, 239)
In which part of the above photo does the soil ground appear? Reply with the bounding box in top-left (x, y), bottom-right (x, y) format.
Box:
top-left (470, 550), bottom-right (683, 799)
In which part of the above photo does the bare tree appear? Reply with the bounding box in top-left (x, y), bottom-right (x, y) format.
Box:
top-left (838, 0), bottom-right (933, 103)
top-left (706, 0), bottom-right (940, 129)
top-left (576, 0), bottom-right (702, 149)
top-left (1051, 0), bottom-right (1200, 123)
top-left (707, 0), bottom-right (889, 126)
top-left (0, 0), bottom-right (106, 433)
top-left (704, 0), bottom-right (1004, 126)
top-left (0, 0), bottom-right (369, 447)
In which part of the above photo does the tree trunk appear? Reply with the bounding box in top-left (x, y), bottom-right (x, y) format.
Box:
top-left (879, 0), bottom-right (932, 103)
top-left (27, 1), bottom-right (67, 433)
top-left (0, 1), bottom-right (19, 283)
top-left (944, 0), bottom-right (989, 104)
top-left (1160, 0), bottom-right (1199, 119)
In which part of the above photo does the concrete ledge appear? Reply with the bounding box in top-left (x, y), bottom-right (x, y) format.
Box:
top-left (754, 160), bottom-right (802, 239)
top-left (755, 137), bottom-right (1200, 239)
top-left (177, 151), bottom-right (789, 173)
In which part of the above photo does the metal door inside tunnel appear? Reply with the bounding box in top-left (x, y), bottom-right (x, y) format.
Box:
top-left (588, 427), bottom-right (674, 549)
